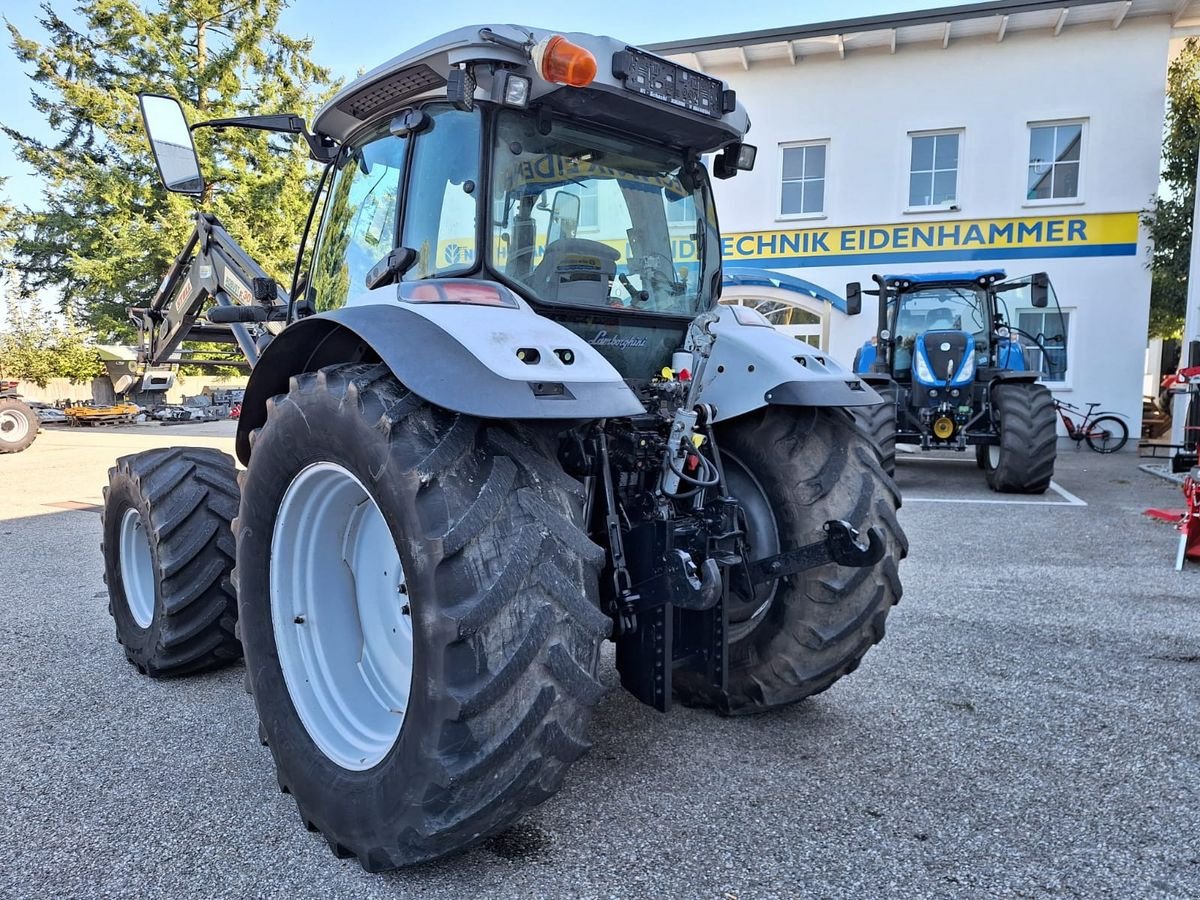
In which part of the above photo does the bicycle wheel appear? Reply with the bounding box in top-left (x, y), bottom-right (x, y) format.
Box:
top-left (1084, 415), bottom-right (1128, 453)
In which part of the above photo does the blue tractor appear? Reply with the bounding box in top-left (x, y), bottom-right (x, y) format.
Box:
top-left (849, 270), bottom-right (1064, 493)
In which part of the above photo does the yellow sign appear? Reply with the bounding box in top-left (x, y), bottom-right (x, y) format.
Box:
top-left (435, 212), bottom-right (1138, 271)
top-left (720, 212), bottom-right (1138, 268)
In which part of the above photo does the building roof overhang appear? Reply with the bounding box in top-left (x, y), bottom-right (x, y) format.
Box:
top-left (647, 0), bottom-right (1200, 70)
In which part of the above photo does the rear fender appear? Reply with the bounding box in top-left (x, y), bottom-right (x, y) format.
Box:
top-left (235, 295), bottom-right (643, 464)
top-left (693, 306), bottom-right (880, 423)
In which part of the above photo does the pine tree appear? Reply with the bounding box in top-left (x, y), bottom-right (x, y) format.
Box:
top-left (1146, 38), bottom-right (1200, 339)
top-left (3, 1), bottom-right (333, 337)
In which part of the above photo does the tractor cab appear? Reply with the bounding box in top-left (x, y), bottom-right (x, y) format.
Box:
top-left (848, 269), bottom-right (1065, 492)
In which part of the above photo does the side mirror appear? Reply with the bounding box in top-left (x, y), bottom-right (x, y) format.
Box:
top-left (138, 93), bottom-right (205, 196)
top-left (1031, 272), bottom-right (1049, 308)
top-left (548, 191), bottom-right (581, 244)
top-left (845, 282), bottom-right (862, 316)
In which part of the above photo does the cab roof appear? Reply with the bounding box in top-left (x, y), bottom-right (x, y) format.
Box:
top-left (311, 24), bottom-right (750, 151)
top-left (883, 270), bottom-right (1006, 287)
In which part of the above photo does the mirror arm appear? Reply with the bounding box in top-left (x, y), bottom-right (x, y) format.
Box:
top-left (192, 114), bottom-right (338, 163)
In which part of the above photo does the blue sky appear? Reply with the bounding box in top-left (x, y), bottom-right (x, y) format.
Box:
top-left (0, 0), bottom-right (962, 210)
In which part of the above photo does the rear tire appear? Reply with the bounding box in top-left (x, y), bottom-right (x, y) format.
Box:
top-left (101, 448), bottom-right (241, 676)
top-left (0, 397), bottom-right (38, 453)
top-left (854, 385), bottom-right (897, 476)
top-left (677, 407), bottom-right (907, 714)
top-left (983, 383), bottom-right (1057, 494)
top-left (234, 363), bottom-right (608, 869)
top-left (1085, 415), bottom-right (1129, 454)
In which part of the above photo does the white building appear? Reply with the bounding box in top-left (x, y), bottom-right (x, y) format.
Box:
top-left (652, 0), bottom-right (1200, 431)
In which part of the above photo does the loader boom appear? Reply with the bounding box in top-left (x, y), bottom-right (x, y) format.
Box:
top-left (130, 211), bottom-right (289, 370)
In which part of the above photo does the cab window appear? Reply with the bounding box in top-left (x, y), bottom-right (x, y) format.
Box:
top-left (308, 124), bottom-right (408, 311)
top-left (401, 105), bottom-right (481, 279)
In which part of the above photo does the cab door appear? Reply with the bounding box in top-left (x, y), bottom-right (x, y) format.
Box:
top-left (994, 273), bottom-right (1069, 382)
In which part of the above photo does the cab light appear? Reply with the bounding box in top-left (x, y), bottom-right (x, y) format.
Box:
top-left (531, 35), bottom-right (597, 87)
top-left (401, 280), bottom-right (519, 308)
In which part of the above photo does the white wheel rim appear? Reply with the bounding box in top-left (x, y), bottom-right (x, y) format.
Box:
top-left (0, 410), bottom-right (30, 443)
top-left (270, 462), bottom-right (413, 771)
top-left (119, 508), bottom-right (157, 628)
top-left (988, 444), bottom-right (1001, 468)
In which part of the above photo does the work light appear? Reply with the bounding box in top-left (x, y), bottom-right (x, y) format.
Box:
top-left (495, 70), bottom-right (531, 108)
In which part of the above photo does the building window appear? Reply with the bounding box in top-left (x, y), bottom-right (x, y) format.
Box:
top-left (667, 192), bottom-right (697, 227)
top-left (1027, 122), bottom-right (1082, 201)
top-left (1016, 308), bottom-right (1071, 383)
top-left (577, 181), bottom-right (599, 229)
top-left (908, 131), bottom-right (960, 208)
top-left (780, 142), bottom-right (826, 216)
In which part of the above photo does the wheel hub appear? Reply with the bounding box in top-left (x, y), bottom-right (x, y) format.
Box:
top-left (720, 452), bottom-right (781, 642)
top-left (0, 410), bottom-right (29, 442)
top-left (118, 507), bottom-right (156, 628)
top-left (270, 462), bottom-right (413, 771)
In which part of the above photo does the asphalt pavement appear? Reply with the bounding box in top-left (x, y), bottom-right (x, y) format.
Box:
top-left (1, 425), bottom-right (1197, 898)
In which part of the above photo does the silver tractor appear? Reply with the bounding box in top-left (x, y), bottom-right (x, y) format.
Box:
top-left (103, 25), bottom-right (907, 869)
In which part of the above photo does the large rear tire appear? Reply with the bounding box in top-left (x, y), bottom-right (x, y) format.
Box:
top-left (983, 383), bottom-right (1057, 494)
top-left (677, 407), bottom-right (907, 714)
top-left (0, 397), bottom-right (38, 453)
top-left (101, 448), bottom-right (241, 676)
top-left (854, 385), bottom-right (897, 476)
top-left (234, 363), bottom-right (608, 870)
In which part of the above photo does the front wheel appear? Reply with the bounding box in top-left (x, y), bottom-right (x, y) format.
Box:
top-left (1085, 415), bottom-right (1129, 454)
top-left (983, 383), bottom-right (1057, 494)
top-left (234, 363), bottom-right (608, 869)
top-left (676, 406), bottom-right (907, 714)
top-left (100, 448), bottom-right (241, 675)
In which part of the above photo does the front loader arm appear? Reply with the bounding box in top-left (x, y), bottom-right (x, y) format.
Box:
top-left (130, 211), bottom-right (290, 370)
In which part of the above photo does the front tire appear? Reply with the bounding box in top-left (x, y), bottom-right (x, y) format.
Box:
top-left (0, 397), bottom-right (38, 453)
top-left (677, 407), bottom-right (907, 714)
top-left (983, 383), bottom-right (1057, 493)
top-left (101, 448), bottom-right (241, 675)
top-left (234, 363), bottom-right (608, 870)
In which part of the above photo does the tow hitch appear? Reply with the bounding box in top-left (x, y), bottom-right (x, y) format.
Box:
top-left (748, 520), bottom-right (885, 584)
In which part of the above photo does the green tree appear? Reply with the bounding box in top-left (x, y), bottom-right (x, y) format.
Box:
top-left (1146, 38), bottom-right (1200, 339)
top-left (0, 295), bottom-right (104, 386)
top-left (3, 1), bottom-right (333, 336)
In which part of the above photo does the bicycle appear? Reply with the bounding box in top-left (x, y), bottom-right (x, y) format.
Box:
top-left (1053, 398), bottom-right (1129, 453)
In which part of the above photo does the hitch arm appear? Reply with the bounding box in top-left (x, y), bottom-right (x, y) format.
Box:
top-left (747, 520), bottom-right (885, 584)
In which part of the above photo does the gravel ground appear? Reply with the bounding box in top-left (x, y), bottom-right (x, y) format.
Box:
top-left (1, 428), bottom-right (1197, 899)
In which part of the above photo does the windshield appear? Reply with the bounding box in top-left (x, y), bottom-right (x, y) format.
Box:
top-left (892, 286), bottom-right (989, 373)
top-left (489, 109), bottom-right (718, 316)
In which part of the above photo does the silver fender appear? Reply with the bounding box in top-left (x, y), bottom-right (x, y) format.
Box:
top-left (236, 282), bottom-right (643, 463)
top-left (692, 305), bottom-right (880, 423)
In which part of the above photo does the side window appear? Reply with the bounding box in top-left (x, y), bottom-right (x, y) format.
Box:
top-left (1027, 121), bottom-right (1083, 201)
top-left (908, 131), bottom-right (960, 208)
top-left (779, 142), bottom-right (826, 217)
top-left (402, 105), bottom-right (481, 279)
top-left (309, 127), bottom-right (408, 311)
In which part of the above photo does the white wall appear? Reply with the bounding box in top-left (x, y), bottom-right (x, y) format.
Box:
top-left (698, 18), bottom-right (1170, 430)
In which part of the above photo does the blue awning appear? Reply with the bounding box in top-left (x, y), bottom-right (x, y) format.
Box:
top-left (722, 267), bottom-right (848, 313)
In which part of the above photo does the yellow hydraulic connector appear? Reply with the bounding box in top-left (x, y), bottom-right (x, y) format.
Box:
top-left (932, 416), bottom-right (955, 440)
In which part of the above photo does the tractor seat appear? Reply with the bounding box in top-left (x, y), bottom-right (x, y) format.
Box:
top-left (529, 238), bottom-right (620, 306)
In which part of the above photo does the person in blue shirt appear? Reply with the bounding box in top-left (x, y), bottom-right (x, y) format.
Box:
top-left (853, 335), bottom-right (878, 374)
